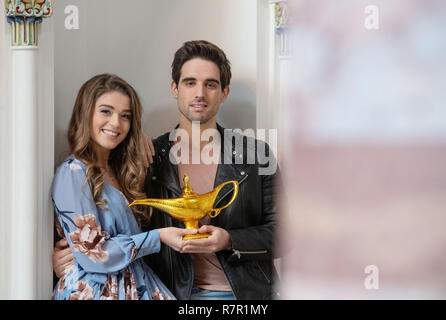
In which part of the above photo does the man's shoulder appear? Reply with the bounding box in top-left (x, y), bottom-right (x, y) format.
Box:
top-left (149, 130), bottom-right (174, 170)
top-left (220, 126), bottom-right (278, 176)
top-left (221, 127), bottom-right (273, 155)
top-left (153, 131), bottom-right (171, 148)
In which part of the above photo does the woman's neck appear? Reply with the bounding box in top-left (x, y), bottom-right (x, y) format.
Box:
top-left (92, 143), bottom-right (110, 169)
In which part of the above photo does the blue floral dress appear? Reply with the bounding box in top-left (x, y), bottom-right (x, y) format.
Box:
top-left (52, 156), bottom-right (175, 300)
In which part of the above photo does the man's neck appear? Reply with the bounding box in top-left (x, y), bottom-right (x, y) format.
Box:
top-left (178, 117), bottom-right (218, 151)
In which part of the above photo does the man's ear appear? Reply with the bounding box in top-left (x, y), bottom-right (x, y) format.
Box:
top-left (171, 80), bottom-right (179, 99)
top-left (221, 86), bottom-right (230, 103)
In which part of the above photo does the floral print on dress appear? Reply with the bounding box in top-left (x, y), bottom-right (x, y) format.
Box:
top-left (52, 156), bottom-right (175, 300)
top-left (69, 280), bottom-right (94, 300)
top-left (58, 276), bottom-right (65, 294)
top-left (122, 268), bottom-right (139, 300)
top-left (152, 287), bottom-right (174, 300)
top-left (69, 214), bottom-right (110, 262)
top-left (69, 162), bottom-right (82, 171)
top-left (130, 247), bottom-right (138, 262)
top-left (100, 274), bottom-right (119, 300)
top-left (58, 263), bottom-right (75, 293)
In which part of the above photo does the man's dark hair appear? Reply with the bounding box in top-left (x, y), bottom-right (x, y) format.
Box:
top-left (171, 40), bottom-right (232, 91)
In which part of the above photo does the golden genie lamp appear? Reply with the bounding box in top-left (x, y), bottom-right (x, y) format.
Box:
top-left (129, 174), bottom-right (239, 239)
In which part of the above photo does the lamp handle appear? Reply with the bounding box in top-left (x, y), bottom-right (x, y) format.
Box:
top-left (208, 181), bottom-right (239, 218)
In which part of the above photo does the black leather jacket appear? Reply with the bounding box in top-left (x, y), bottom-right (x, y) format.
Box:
top-left (142, 124), bottom-right (280, 300)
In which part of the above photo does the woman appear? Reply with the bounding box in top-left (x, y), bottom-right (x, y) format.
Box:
top-left (52, 74), bottom-right (194, 300)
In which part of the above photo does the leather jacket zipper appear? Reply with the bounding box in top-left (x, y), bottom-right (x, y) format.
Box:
top-left (232, 249), bottom-right (268, 259)
top-left (256, 261), bottom-right (272, 284)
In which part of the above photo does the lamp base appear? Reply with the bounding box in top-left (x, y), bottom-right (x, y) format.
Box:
top-left (183, 233), bottom-right (210, 240)
top-left (183, 221), bottom-right (209, 239)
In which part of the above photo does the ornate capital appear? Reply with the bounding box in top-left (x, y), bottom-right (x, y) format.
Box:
top-left (274, 1), bottom-right (289, 31)
top-left (5, 0), bottom-right (53, 47)
top-left (5, 0), bottom-right (53, 17)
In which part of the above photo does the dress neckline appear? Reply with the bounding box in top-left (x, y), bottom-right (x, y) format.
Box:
top-left (103, 180), bottom-right (131, 206)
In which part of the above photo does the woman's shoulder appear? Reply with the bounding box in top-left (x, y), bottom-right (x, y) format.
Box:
top-left (55, 155), bottom-right (87, 176)
top-left (52, 156), bottom-right (90, 196)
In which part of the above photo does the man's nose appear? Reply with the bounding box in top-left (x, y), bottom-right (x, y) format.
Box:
top-left (195, 84), bottom-right (205, 98)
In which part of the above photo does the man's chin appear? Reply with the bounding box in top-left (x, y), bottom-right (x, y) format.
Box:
top-left (187, 115), bottom-right (209, 124)
top-left (180, 110), bottom-right (216, 126)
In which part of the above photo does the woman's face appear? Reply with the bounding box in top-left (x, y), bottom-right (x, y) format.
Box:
top-left (90, 91), bottom-right (132, 154)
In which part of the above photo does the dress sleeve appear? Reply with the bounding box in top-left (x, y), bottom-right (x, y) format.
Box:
top-left (51, 159), bottom-right (160, 274)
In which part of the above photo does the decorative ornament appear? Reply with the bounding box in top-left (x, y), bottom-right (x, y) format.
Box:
top-left (4, 0), bottom-right (53, 47)
top-left (274, 1), bottom-right (289, 31)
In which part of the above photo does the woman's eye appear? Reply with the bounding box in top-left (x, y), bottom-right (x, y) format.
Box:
top-left (122, 114), bottom-right (131, 120)
top-left (100, 109), bottom-right (111, 115)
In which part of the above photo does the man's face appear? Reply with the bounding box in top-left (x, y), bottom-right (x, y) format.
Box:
top-left (172, 57), bottom-right (230, 126)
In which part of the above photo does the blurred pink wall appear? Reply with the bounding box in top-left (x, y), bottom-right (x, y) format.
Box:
top-left (279, 0), bottom-right (446, 299)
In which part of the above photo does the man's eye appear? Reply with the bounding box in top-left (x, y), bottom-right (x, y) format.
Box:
top-left (207, 83), bottom-right (217, 89)
top-left (185, 81), bottom-right (195, 86)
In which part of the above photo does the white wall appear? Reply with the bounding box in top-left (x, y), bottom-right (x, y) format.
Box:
top-left (54, 0), bottom-right (258, 165)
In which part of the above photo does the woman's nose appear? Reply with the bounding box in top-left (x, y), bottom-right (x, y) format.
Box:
top-left (109, 114), bottom-right (120, 127)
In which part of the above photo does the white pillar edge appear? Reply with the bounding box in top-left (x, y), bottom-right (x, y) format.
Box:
top-left (36, 17), bottom-right (55, 300)
top-left (0, 2), bottom-right (12, 299)
top-left (257, 0), bottom-right (283, 281)
top-left (256, 0), bottom-right (277, 133)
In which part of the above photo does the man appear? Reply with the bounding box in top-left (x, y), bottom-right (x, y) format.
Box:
top-left (53, 40), bottom-right (280, 300)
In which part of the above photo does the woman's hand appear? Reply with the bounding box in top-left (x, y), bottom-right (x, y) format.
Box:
top-left (157, 227), bottom-right (198, 252)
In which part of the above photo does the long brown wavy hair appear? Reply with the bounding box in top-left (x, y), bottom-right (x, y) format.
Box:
top-left (67, 73), bottom-right (151, 225)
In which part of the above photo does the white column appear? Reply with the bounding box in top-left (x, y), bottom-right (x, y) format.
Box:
top-left (257, 0), bottom-right (290, 282)
top-left (257, 1), bottom-right (289, 161)
top-left (256, 0), bottom-right (276, 132)
top-left (2, 0), bottom-right (54, 299)
top-left (10, 47), bottom-right (39, 299)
